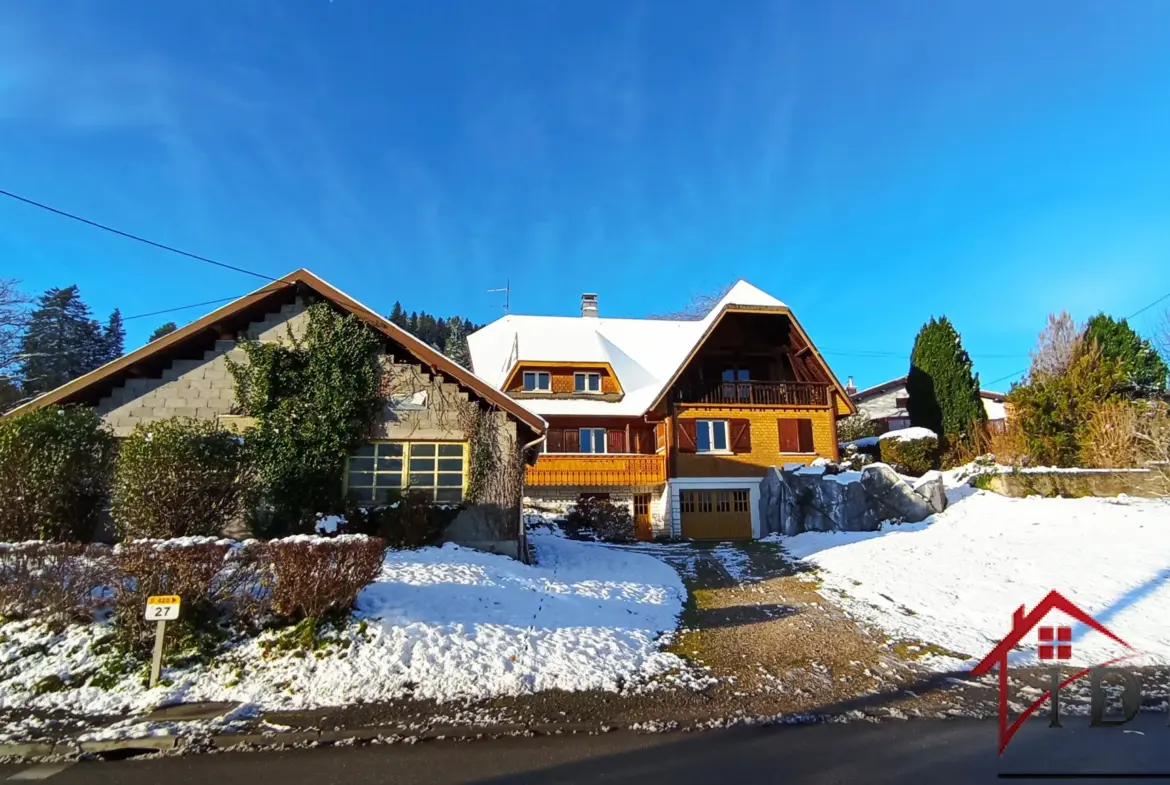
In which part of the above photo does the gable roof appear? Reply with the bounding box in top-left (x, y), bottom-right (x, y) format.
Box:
top-left (6, 269), bottom-right (546, 434)
top-left (467, 280), bottom-right (855, 417)
top-left (969, 590), bottom-right (1130, 676)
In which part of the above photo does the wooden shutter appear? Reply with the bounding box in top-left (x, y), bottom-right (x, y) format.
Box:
top-left (729, 419), bottom-right (752, 453)
top-left (797, 419), bottom-right (814, 453)
top-left (778, 419), bottom-right (800, 453)
top-left (677, 419), bottom-right (697, 453)
top-left (546, 428), bottom-right (563, 453)
top-left (607, 429), bottom-right (626, 454)
top-left (564, 428), bottom-right (579, 453)
top-left (655, 421), bottom-right (666, 451)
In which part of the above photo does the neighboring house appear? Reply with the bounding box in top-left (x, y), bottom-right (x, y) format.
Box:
top-left (468, 281), bottom-right (856, 541)
top-left (6, 269), bottom-right (546, 558)
top-left (847, 375), bottom-right (1007, 434)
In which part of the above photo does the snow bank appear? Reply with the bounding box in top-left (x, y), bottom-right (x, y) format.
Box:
top-left (786, 490), bottom-right (1170, 670)
top-left (878, 427), bottom-right (937, 443)
top-left (0, 533), bottom-right (688, 720)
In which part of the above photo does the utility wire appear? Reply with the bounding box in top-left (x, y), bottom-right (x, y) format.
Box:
top-left (0, 187), bottom-right (282, 283)
top-left (123, 295), bottom-right (255, 321)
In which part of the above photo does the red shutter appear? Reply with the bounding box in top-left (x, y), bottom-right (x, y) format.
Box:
top-left (797, 419), bottom-right (815, 453)
top-left (607, 429), bottom-right (626, 454)
top-left (564, 428), bottom-right (579, 453)
top-left (546, 429), bottom-right (564, 453)
top-left (729, 419), bottom-right (752, 453)
top-left (778, 419), bottom-right (799, 453)
top-left (677, 420), bottom-right (697, 453)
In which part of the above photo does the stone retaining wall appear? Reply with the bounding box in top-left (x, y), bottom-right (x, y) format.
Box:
top-left (980, 468), bottom-right (1167, 499)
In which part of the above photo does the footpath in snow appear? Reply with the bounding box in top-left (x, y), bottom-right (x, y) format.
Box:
top-left (0, 532), bottom-right (689, 736)
top-left (782, 485), bottom-right (1170, 671)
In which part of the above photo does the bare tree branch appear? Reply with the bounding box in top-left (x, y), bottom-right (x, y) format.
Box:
top-left (1029, 311), bottom-right (1082, 379)
top-left (647, 282), bottom-right (734, 321)
top-left (0, 279), bottom-right (32, 377)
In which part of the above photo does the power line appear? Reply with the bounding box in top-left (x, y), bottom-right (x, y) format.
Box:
top-left (0, 187), bottom-right (281, 283)
top-left (124, 294), bottom-right (254, 321)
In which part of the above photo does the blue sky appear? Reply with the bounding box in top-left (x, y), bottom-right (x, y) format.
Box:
top-left (2, 0), bottom-right (1170, 389)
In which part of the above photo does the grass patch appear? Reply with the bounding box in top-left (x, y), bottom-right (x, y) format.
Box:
top-left (32, 674), bottom-right (69, 695)
top-left (890, 638), bottom-right (969, 661)
top-left (259, 616), bottom-right (348, 657)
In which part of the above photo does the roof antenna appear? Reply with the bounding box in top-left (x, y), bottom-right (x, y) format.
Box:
top-left (488, 279), bottom-right (510, 314)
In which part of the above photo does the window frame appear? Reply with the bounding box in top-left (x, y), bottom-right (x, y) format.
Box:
top-left (573, 372), bottom-right (602, 394)
top-left (522, 371), bottom-right (551, 392)
top-left (578, 427), bottom-right (607, 454)
top-left (695, 419), bottom-right (730, 453)
top-left (345, 441), bottom-right (468, 505)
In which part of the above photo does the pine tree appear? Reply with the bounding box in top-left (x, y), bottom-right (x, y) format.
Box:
top-left (1084, 313), bottom-right (1167, 394)
top-left (100, 309), bottom-right (125, 364)
top-left (443, 319), bottom-right (472, 368)
top-left (906, 316), bottom-right (986, 441)
top-left (149, 322), bottom-right (178, 342)
top-left (408, 311), bottom-right (419, 335)
top-left (389, 301), bottom-right (407, 329)
top-left (18, 286), bottom-right (105, 395)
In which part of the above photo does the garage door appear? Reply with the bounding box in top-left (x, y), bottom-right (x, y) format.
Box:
top-left (679, 489), bottom-right (752, 539)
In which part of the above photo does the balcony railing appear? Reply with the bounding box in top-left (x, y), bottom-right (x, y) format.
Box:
top-left (677, 380), bottom-right (831, 407)
top-left (525, 453), bottom-right (667, 487)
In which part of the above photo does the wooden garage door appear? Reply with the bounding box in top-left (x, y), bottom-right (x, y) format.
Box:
top-left (679, 489), bottom-right (751, 540)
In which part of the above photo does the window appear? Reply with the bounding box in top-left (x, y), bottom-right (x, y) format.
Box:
top-left (778, 418), bottom-right (815, 454)
top-left (346, 442), bottom-right (466, 504)
top-left (732, 489), bottom-right (750, 512)
top-left (574, 372), bottom-right (602, 393)
top-left (721, 367), bottom-right (751, 402)
top-left (579, 427), bottom-right (606, 453)
top-left (695, 420), bottom-right (728, 452)
top-left (522, 371), bottom-right (550, 392)
top-left (894, 396), bottom-right (910, 409)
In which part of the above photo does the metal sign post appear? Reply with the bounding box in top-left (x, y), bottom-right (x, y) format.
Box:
top-left (145, 595), bottom-right (181, 688)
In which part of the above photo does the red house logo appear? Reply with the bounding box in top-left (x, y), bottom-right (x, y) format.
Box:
top-left (970, 590), bottom-right (1137, 755)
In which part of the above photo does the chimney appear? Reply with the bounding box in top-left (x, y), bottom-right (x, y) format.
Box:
top-left (581, 293), bottom-right (598, 318)
top-left (845, 376), bottom-right (857, 396)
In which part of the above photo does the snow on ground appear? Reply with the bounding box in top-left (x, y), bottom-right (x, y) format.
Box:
top-left (878, 426), bottom-right (937, 443)
top-left (784, 488), bottom-right (1170, 670)
top-left (0, 533), bottom-right (688, 726)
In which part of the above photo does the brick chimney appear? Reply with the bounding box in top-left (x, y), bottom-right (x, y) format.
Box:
top-left (581, 293), bottom-right (598, 318)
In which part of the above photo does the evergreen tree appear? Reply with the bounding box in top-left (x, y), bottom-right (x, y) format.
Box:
top-left (389, 301), bottom-right (407, 329)
top-left (100, 308), bottom-right (125, 364)
top-left (1084, 313), bottom-right (1167, 394)
top-left (149, 322), bottom-right (178, 342)
top-left (18, 286), bottom-right (106, 395)
top-left (0, 378), bottom-right (22, 412)
top-left (408, 311), bottom-right (419, 335)
top-left (907, 316), bottom-right (987, 441)
top-left (443, 319), bottom-right (472, 367)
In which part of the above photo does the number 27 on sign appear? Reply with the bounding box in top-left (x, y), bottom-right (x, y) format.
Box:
top-left (145, 595), bottom-right (181, 621)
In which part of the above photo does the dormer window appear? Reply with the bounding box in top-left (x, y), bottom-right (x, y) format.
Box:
top-left (523, 371), bottom-right (551, 392)
top-left (574, 372), bottom-right (602, 393)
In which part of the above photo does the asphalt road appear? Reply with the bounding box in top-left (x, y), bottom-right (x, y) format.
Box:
top-left (3, 716), bottom-right (1169, 784)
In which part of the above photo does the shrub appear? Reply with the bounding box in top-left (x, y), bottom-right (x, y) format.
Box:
top-left (836, 413), bottom-right (878, 443)
top-left (987, 425), bottom-right (1031, 467)
top-left (1007, 342), bottom-right (1127, 467)
top-left (0, 406), bottom-right (116, 541)
top-left (261, 536), bottom-right (385, 620)
top-left (0, 542), bottom-right (111, 625)
top-left (111, 418), bottom-right (251, 540)
top-left (341, 491), bottom-right (448, 549)
top-left (227, 303), bottom-right (384, 538)
top-left (1081, 400), bottom-right (1142, 468)
top-left (1084, 313), bottom-right (1167, 395)
top-left (907, 316), bottom-right (986, 443)
top-left (110, 539), bottom-right (233, 655)
top-left (878, 431), bottom-right (939, 476)
top-left (565, 496), bottom-right (635, 543)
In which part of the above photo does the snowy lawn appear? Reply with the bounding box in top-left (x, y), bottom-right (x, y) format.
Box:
top-left (0, 532), bottom-right (688, 728)
top-left (783, 488), bottom-right (1170, 670)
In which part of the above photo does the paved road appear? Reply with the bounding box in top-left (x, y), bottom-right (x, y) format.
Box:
top-left (2, 716), bottom-right (1168, 783)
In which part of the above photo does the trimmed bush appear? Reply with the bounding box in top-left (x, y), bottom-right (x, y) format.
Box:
top-left (0, 406), bottom-right (116, 542)
top-left (111, 539), bottom-right (234, 655)
top-left (565, 497), bottom-right (635, 543)
top-left (262, 536), bottom-right (385, 620)
top-left (341, 491), bottom-right (450, 549)
top-left (836, 413), bottom-right (878, 443)
top-left (112, 418), bottom-right (251, 540)
top-left (0, 542), bottom-right (111, 625)
top-left (878, 431), bottom-right (939, 476)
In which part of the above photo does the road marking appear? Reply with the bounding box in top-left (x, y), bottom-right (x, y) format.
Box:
top-left (7, 764), bottom-right (73, 780)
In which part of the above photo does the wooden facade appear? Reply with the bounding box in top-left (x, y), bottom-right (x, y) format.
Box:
top-left (525, 453), bottom-right (667, 487)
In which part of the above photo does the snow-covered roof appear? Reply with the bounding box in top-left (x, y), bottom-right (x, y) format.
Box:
top-left (467, 280), bottom-right (789, 417)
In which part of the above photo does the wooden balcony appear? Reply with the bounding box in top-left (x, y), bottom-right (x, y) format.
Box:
top-left (525, 453), bottom-right (667, 487)
top-left (677, 380), bottom-right (831, 407)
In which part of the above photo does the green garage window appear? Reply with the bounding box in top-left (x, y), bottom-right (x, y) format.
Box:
top-left (346, 442), bottom-right (467, 504)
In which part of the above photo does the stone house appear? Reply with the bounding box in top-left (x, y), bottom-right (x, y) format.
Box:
top-left (6, 269), bottom-right (547, 558)
top-left (847, 375), bottom-right (1007, 434)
